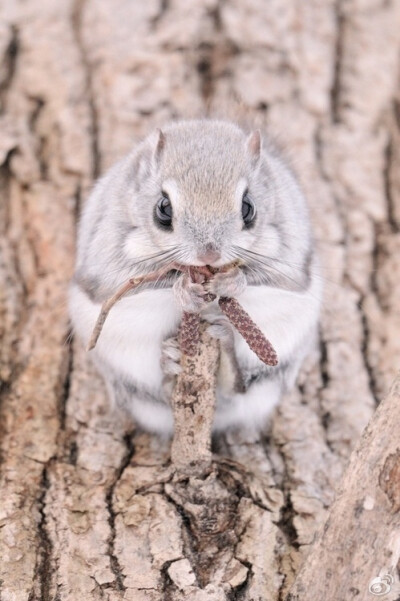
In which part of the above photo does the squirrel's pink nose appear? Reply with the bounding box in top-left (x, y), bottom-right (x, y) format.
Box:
top-left (197, 249), bottom-right (221, 265)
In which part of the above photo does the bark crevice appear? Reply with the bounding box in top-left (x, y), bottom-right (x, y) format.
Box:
top-left (71, 0), bottom-right (100, 179)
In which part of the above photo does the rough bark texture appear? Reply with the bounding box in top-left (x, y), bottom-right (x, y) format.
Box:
top-left (0, 1), bottom-right (400, 600)
top-left (288, 373), bottom-right (400, 601)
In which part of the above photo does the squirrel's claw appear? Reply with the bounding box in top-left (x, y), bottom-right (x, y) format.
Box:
top-left (160, 336), bottom-right (182, 376)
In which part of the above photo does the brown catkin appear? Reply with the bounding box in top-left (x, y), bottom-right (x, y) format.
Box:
top-left (218, 297), bottom-right (278, 366)
top-left (179, 311), bottom-right (201, 356)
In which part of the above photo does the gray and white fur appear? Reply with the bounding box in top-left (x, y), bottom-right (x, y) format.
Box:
top-left (69, 119), bottom-right (322, 435)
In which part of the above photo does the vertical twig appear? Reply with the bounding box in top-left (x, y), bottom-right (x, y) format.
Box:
top-left (170, 322), bottom-right (220, 475)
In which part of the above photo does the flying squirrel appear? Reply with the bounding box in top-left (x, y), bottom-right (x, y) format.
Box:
top-left (68, 119), bottom-right (322, 435)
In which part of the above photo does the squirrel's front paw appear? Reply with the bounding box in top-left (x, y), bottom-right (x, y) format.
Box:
top-left (206, 314), bottom-right (235, 349)
top-left (206, 266), bottom-right (247, 298)
top-left (173, 273), bottom-right (208, 313)
top-left (160, 336), bottom-right (182, 376)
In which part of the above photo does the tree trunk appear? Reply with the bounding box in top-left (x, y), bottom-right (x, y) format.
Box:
top-left (1, 1), bottom-right (400, 600)
top-left (288, 374), bottom-right (400, 601)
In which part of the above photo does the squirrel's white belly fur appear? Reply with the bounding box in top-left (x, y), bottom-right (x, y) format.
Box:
top-left (69, 273), bottom-right (321, 434)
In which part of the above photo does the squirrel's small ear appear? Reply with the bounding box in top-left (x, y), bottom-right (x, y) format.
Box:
top-left (246, 130), bottom-right (262, 162)
top-left (154, 128), bottom-right (166, 162)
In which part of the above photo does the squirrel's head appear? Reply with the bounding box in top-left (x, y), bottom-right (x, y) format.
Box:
top-left (121, 120), bottom-right (310, 286)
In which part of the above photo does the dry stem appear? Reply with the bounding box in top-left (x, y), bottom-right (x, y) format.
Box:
top-left (87, 264), bottom-right (180, 351)
top-left (170, 322), bottom-right (220, 474)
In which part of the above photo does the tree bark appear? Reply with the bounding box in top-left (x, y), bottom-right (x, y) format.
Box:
top-left (288, 374), bottom-right (400, 601)
top-left (0, 1), bottom-right (400, 600)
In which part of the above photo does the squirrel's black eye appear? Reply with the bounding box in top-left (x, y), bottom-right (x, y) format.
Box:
top-left (242, 192), bottom-right (256, 226)
top-left (155, 192), bottom-right (172, 228)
